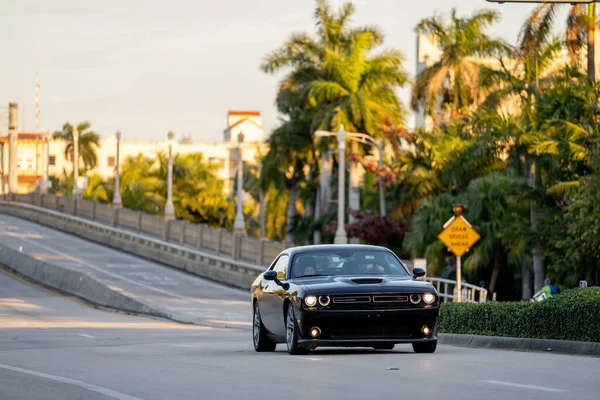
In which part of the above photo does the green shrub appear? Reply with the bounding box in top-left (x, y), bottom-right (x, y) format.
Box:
top-left (439, 287), bottom-right (600, 342)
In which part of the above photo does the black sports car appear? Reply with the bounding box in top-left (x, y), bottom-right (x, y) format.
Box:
top-left (251, 244), bottom-right (439, 355)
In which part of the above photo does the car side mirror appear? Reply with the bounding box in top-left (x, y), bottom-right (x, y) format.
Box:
top-left (264, 270), bottom-right (277, 281)
top-left (413, 267), bottom-right (426, 280)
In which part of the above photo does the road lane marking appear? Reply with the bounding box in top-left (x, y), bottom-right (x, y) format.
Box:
top-left (283, 356), bottom-right (322, 361)
top-left (206, 319), bottom-right (252, 327)
top-left (77, 334), bottom-right (95, 338)
top-left (482, 380), bottom-right (568, 393)
top-left (0, 363), bottom-right (144, 400)
top-left (14, 236), bottom-right (187, 299)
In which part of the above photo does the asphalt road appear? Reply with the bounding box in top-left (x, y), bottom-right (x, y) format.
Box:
top-left (1, 215), bottom-right (599, 399)
top-left (0, 214), bottom-right (250, 328)
top-left (1, 268), bottom-right (599, 400)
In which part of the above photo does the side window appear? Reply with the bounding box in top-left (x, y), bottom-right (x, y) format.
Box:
top-left (272, 255), bottom-right (289, 280)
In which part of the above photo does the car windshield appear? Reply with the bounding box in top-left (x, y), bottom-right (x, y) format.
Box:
top-left (290, 250), bottom-right (409, 279)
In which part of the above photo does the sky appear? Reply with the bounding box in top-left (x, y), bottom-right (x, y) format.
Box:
top-left (0, 0), bottom-right (569, 142)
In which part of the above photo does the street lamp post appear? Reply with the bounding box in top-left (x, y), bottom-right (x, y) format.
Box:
top-left (315, 125), bottom-right (348, 244)
top-left (233, 131), bottom-right (246, 235)
top-left (41, 131), bottom-right (50, 193)
top-left (39, 134), bottom-right (45, 194)
top-left (8, 102), bottom-right (18, 195)
top-left (35, 135), bottom-right (40, 193)
top-left (164, 131), bottom-right (175, 220)
top-left (72, 126), bottom-right (81, 198)
top-left (315, 127), bottom-right (387, 234)
top-left (112, 131), bottom-right (122, 208)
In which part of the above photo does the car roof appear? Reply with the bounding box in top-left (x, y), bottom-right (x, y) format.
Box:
top-left (284, 244), bottom-right (393, 256)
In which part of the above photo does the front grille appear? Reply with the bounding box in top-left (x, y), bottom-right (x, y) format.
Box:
top-left (328, 293), bottom-right (420, 309)
top-left (372, 295), bottom-right (408, 303)
top-left (330, 326), bottom-right (413, 339)
top-left (332, 296), bottom-right (371, 304)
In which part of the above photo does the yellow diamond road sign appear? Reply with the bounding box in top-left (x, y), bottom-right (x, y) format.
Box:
top-left (437, 216), bottom-right (481, 257)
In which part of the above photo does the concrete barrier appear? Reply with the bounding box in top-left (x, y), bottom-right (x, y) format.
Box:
top-left (0, 243), bottom-right (174, 320)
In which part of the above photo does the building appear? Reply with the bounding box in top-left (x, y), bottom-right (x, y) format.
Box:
top-left (0, 132), bottom-right (47, 194)
top-left (1, 110), bottom-right (268, 195)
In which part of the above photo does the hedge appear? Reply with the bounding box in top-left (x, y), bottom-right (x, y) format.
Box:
top-left (439, 287), bottom-right (600, 342)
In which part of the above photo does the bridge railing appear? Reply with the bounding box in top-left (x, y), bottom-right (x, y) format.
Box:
top-left (1, 193), bottom-right (490, 301)
top-left (425, 277), bottom-right (489, 303)
top-left (0, 197), bottom-right (268, 289)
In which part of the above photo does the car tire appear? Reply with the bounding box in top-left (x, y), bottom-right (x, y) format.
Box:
top-left (373, 343), bottom-right (395, 350)
top-left (253, 302), bottom-right (276, 352)
top-left (286, 303), bottom-right (309, 355)
top-left (412, 341), bottom-right (437, 353)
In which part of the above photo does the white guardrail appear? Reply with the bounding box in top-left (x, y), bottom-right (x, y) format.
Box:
top-left (425, 277), bottom-right (489, 303)
top-left (0, 194), bottom-right (489, 301)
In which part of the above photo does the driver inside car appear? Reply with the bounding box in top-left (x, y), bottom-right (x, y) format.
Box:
top-left (303, 265), bottom-right (316, 276)
top-left (295, 256), bottom-right (318, 277)
top-left (363, 263), bottom-right (385, 273)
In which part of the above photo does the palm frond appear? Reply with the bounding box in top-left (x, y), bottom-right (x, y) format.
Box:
top-left (546, 180), bottom-right (581, 196)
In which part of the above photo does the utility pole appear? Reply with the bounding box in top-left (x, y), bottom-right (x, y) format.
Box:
top-left (233, 132), bottom-right (246, 235)
top-left (8, 103), bottom-right (18, 194)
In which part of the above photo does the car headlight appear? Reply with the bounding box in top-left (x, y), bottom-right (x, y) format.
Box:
top-left (423, 293), bottom-right (436, 305)
top-left (409, 294), bottom-right (422, 304)
top-left (318, 296), bottom-right (330, 306)
top-left (304, 295), bottom-right (317, 307)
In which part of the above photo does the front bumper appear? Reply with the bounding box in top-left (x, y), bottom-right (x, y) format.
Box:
top-left (296, 307), bottom-right (438, 349)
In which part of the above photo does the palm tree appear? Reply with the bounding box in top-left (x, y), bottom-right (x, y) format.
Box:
top-left (477, 8), bottom-right (574, 295)
top-left (412, 8), bottom-right (509, 120)
top-left (263, 0), bottom-right (407, 135)
top-left (259, 117), bottom-right (313, 242)
top-left (523, 3), bottom-right (594, 76)
top-left (261, 0), bottom-right (407, 241)
top-left (119, 154), bottom-right (164, 213)
top-left (153, 152), bottom-right (229, 226)
top-left (83, 173), bottom-right (112, 203)
top-left (52, 122), bottom-right (101, 170)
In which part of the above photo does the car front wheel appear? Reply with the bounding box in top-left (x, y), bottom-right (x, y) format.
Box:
top-left (286, 303), bottom-right (309, 355)
top-left (253, 302), bottom-right (276, 352)
top-left (412, 341), bottom-right (437, 353)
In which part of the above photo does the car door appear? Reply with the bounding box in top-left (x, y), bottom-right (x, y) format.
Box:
top-left (261, 254), bottom-right (289, 336)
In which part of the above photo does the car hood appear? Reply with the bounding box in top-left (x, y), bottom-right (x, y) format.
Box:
top-left (295, 275), bottom-right (436, 295)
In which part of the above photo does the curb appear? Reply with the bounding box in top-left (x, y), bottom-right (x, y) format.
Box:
top-left (439, 333), bottom-right (600, 357)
